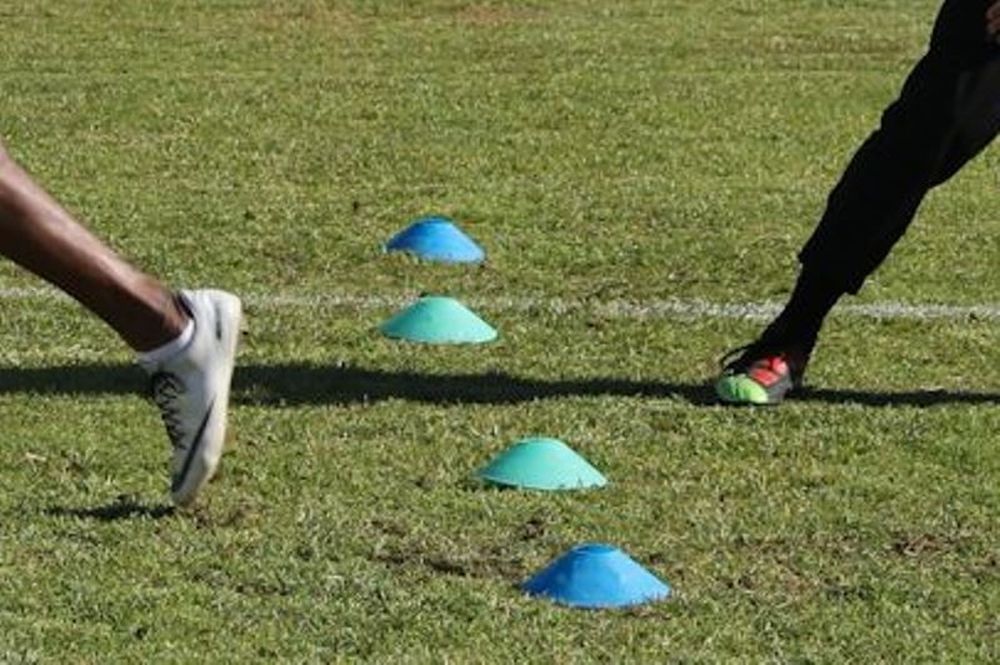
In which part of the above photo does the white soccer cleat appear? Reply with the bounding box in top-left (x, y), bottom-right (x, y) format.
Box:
top-left (144, 289), bottom-right (242, 507)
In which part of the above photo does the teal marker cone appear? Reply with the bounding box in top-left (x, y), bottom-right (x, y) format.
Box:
top-left (379, 296), bottom-right (497, 344)
top-left (476, 437), bottom-right (607, 490)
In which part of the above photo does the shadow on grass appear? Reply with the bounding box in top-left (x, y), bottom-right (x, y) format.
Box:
top-left (796, 386), bottom-right (1000, 407)
top-left (45, 497), bottom-right (175, 521)
top-left (1, 361), bottom-right (999, 408)
top-left (0, 361), bottom-right (716, 405)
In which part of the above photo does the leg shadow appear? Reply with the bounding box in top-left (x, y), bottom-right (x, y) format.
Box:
top-left (45, 496), bottom-right (175, 521)
top-left (1, 361), bottom-right (998, 408)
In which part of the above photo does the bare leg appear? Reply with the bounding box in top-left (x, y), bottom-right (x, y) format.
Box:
top-left (0, 140), bottom-right (187, 351)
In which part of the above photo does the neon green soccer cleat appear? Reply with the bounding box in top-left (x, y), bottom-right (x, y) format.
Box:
top-left (715, 344), bottom-right (808, 406)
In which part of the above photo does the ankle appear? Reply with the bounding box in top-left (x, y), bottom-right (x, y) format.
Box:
top-left (121, 287), bottom-right (190, 352)
top-left (758, 318), bottom-right (816, 356)
top-left (137, 317), bottom-right (195, 372)
top-left (769, 267), bottom-right (842, 344)
top-left (782, 345), bottom-right (811, 377)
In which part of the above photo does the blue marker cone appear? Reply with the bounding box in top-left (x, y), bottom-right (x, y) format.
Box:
top-left (379, 295), bottom-right (497, 344)
top-left (522, 543), bottom-right (671, 609)
top-left (385, 216), bottom-right (485, 263)
top-left (476, 437), bottom-right (607, 490)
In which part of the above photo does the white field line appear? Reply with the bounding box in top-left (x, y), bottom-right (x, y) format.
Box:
top-left (2, 286), bottom-right (999, 322)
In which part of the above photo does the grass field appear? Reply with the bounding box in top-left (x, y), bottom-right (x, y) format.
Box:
top-left (1, 0), bottom-right (998, 661)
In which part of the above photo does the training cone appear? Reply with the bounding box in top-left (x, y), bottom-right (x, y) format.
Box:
top-left (379, 295), bottom-right (497, 344)
top-left (385, 216), bottom-right (485, 263)
top-left (476, 437), bottom-right (607, 490)
top-left (522, 543), bottom-right (671, 609)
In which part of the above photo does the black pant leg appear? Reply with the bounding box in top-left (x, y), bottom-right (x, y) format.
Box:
top-left (798, 0), bottom-right (999, 294)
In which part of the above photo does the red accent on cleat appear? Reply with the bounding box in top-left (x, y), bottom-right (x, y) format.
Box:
top-left (749, 366), bottom-right (781, 386)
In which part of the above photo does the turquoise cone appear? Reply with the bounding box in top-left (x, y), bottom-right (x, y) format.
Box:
top-left (380, 296), bottom-right (497, 344)
top-left (477, 437), bottom-right (607, 490)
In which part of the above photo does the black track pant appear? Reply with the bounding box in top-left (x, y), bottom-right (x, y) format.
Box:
top-left (799, 0), bottom-right (1000, 294)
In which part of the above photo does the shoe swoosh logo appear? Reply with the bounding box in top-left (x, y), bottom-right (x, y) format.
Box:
top-left (172, 398), bottom-right (216, 493)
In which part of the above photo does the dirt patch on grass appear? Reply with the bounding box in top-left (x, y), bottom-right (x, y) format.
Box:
top-left (367, 515), bottom-right (556, 581)
top-left (890, 531), bottom-right (970, 558)
top-left (253, 2), bottom-right (360, 33)
top-left (373, 547), bottom-right (526, 580)
top-left (453, 4), bottom-right (543, 27)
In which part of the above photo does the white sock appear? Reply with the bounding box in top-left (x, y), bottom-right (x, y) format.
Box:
top-left (137, 319), bottom-right (195, 372)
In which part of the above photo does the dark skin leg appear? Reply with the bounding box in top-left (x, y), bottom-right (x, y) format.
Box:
top-left (0, 140), bottom-right (187, 352)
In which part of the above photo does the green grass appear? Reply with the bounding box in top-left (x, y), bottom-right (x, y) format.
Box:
top-left (1, 1), bottom-right (998, 661)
